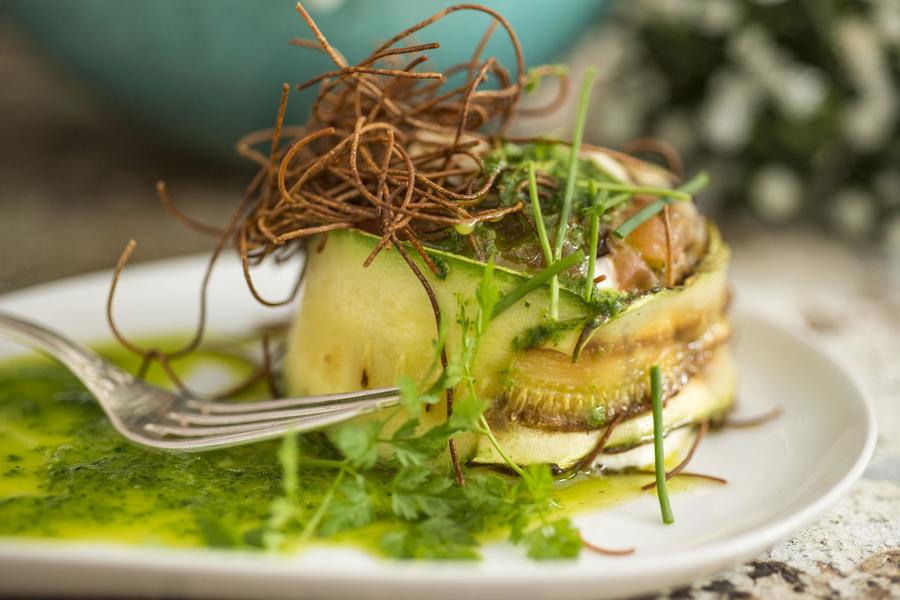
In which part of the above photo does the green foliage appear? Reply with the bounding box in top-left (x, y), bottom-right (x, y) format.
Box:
top-left (521, 518), bottom-right (582, 560)
top-left (330, 421), bottom-right (381, 471)
top-left (258, 249), bottom-right (588, 561)
top-left (318, 475), bottom-right (375, 536)
top-left (380, 517), bottom-right (480, 560)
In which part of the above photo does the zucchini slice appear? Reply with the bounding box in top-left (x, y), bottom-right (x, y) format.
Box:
top-left (284, 223), bottom-right (734, 467)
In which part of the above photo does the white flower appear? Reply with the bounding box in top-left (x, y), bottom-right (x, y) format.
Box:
top-left (701, 69), bottom-right (764, 152)
top-left (730, 26), bottom-right (827, 120)
top-left (884, 214), bottom-right (900, 256)
top-left (829, 187), bottom-right (877, 238)
top-left (836, 17), bottom-right (898, 150)
top-left (872, 0), bottom-right (900, 45)
top-left (750, 164), bottom-right (804, 223)
top-left (874, 169), bottom-right (900, 208)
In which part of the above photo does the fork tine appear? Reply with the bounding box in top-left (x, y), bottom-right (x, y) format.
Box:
top-left (166, 394), bottom-right (399, 427)
top-left (144, 406), bottom-right (372, 451)
top-left (146, 417), bottom-right (316, 437)
top-left (147, 393), bottom-right (397, 440)
top-left (185, 386), bottom-right (400, 415)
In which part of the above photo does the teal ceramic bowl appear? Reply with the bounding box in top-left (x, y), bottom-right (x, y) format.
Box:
top-left (8, 0), bottom-right (603, 164)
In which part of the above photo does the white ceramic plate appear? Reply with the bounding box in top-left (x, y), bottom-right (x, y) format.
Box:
top-left (0, 255), bottom-right (876, 600)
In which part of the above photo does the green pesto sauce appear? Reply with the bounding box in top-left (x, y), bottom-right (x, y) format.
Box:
top-left (0, 345), bottom-right (694, 553)
top-left (512, 318), bottom-right (583, 351)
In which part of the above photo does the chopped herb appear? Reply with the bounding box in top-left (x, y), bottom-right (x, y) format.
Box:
top-left (650, 365), bottom-right (674, 524)
top-left (512, 318), bottom-right (582, 351)
top-left (590, 288), bottom-right (629, 319)
top-left (587, 405), bottom-right (607, 428)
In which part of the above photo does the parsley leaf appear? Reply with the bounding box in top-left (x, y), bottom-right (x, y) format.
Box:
top-left (398, 376), bottom-right (439, 418)
top-left (380, 516), bottom-right (479, 560)
top-left (521, 518), bottom-right (582, 560)
top-left (390, 465), bottom-right (460, 520)
top-left (448, 394), bottom-right (488, 431)
top-left (318, 475), bottom-right (375, 536)
top-left (330, 421), bottom-right (381, 471)
top-left (390, 421), bottom-right (458, 467)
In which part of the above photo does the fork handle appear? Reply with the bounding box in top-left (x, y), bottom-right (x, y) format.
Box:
top-left (0, 311), bottom-right (116, 379)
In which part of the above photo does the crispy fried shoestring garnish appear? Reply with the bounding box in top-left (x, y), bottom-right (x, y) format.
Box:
top-left (107, 3), bottom-right (583, 480)
top-left (580, 535), bottom-right (635, 556)
top-left (576, 413), bottom-right (624, 472)
top-left (641, 421), bottom-right (712, 491)
top-left (722, 406), bottom-right (783, 428)
top-left (638, 470), bottom-right (728, 486)
top-left (622, 137), bottom-right (684, 180)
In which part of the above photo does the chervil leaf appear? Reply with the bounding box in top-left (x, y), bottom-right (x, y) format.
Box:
top-left (448, 394), bottom-right (488, 431)
top-left (318, 475), bottom-right (374, 536)
top-left (398, 376), bottom-right (439, 418)
top-left (424, 353), bottom-right (463, 396)
top-left (277, 431), bottom-right (299, 501)
top-left (520, 464), bottom-right (555, 506)
top-left (521, 518), bottom-right (581, 560)
top-left (330, 421), bottom-right (381, 470)
top-left (508, 464), bottom-right (557, 542)
top-left (391, 422), bottom-right (458, 467)
top-left (463, 472), bottom-right (510, 516)
top-left (379, 528), bottom-right (414, 558)
top-left (195, 514), bottom-right (239, 549)
top-left (380, 517), bottom-right (479, 560)
top-left (390, 465), bottom-right (459, 520)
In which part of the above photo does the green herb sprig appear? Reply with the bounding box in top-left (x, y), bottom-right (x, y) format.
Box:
top-left (264, 258), bottom-right (583, 560)
top-left (550, 67), bottom-right (597, 320)
top-left (583, 183), bottom-right (606, 302)
top-left (492, 250), bottom-right (585, 319)
top-left (650, 364), bottom-right (674, 524)
top-left (527, 161), bottom-right (555, 277)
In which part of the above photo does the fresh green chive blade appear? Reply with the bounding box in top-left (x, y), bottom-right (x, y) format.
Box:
top-left (613, 198), bottom-right (672, 239)
top-left (553, 67), bottom-right (597, 260)
top-left (584, 181), bottom-right (690, 201)
top-left (650, 364), bottom-right (674, 525)
top-left (584, 186), bottom-right (605, 302)
top-left (528, 161), bottom-right (554, 272)
top-left (677, 171), bottom-right (710, 196)
top-left (551, 67), bottom-right (596, 322)
top-left (492, 250), bottom-right (585, 319)
top-left (603, 192), bottom-right (632, 211)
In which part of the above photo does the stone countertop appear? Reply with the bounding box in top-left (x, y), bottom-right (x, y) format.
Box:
top-left (1, 16), bottom-right (898, 600)
top-left (649, 227), bottom-right (900, 599)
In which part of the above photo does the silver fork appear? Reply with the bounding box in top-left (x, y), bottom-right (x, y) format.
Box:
top-left (0, 311), bottom-right (400, 451)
